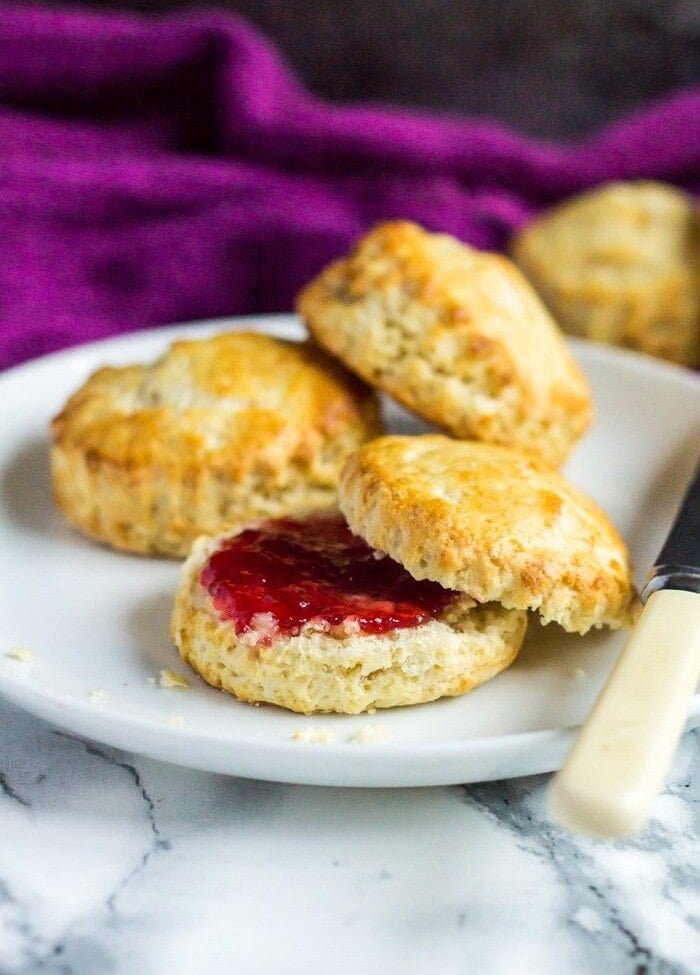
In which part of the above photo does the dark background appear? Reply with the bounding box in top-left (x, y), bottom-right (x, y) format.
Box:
top-left (23, 0), bottom-right (700, 138)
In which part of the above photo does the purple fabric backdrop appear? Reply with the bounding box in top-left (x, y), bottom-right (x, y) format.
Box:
top-left (1, 5), bottom-right (699, 370)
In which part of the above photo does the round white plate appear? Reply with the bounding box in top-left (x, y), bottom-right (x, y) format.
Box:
top-left (1, 315), bottom-right (698, 787)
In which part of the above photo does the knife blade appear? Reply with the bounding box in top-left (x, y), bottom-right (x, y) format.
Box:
top-left (642, 459), bottom-right (700, 600)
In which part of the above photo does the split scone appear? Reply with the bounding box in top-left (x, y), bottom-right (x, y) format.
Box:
top-left (511, 181), bottom-right (699, 366)
top-left (297, 221), bottom-right (592, 467)
top-left (339, 436), bottom-right (638, 635)
top-left (171, 516), bottom-right (527, 714)
top-left (51, 332), bottom-right (382, 556)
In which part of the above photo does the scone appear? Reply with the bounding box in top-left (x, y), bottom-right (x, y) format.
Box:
top-left (511, 181), bottom-right (699, 366)
top-left (171, 516), bottom-right (527, 714)
top-left (51, 332), bottom-right (382, 556)
top-left (297, 221), bottom-right (592, 467)
top-left (339, 435), bottom-right (637, 635)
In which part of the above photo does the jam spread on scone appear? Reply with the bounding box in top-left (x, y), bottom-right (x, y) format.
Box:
top-left (200, 517), bottom-right (457, 639)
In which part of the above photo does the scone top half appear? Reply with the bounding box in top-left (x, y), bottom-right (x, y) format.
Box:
top-left (339, 435), bottom-right (637, 635)
top-left (51, 332), bottom-right (382, 556)
top-left (298, 221), bottom-right (593, 468)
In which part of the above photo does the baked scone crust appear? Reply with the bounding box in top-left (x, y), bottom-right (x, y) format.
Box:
top-left (171, 533), bottom-right (527, 715)
top-left (339, 435), bottom-right (637, 634)
top-left (51, 332), bottom-right (382, 556)
top-left (512, 181), bottom-right (699, 366)
top-left (297, 221), bottom-right (593, 467)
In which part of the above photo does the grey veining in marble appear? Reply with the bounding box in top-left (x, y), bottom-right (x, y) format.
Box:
top-left (0, 698), bottom-right (697, 975)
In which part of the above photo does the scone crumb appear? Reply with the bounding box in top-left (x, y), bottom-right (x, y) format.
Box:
top-left (6, 648), bottom-right (35, 663)
top-left (329, 617), bottom-right (361, 638)
top-left (291, 727), bottom-right (337, 744)
top-left (163, 715), bottom-right (186, 727)
top-left (158, 669), bottom-right (191, 690)
top-left (240, 613), bottom-right (279, 648)
top-left (571, 667), bottom-right (587, 680)
top-left (351, 723), bottom-right (390, 745)
top-left (147, 676), bottom-right (157, 684)
top-left (88, 689), bottom-right (109, 704)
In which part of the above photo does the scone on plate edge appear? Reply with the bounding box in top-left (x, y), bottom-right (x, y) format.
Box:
top-left (511, 181), bottom-right (699, 367)
top-left (297, 220), bottom-right (593, 467)
top-left (339, 435), bottom-right (638, 635)
top-left (171, 517), bottom-right (527, 715)
top-left (51, 332), bottom-right (382, 556)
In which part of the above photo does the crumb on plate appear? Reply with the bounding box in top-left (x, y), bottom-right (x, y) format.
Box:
top-left (88, 689), bottom-right (109, 703)
top-left (6, 648), bottom-right (36, 663)
top-left (291, 727), bottom-right (336, 744)
top-left (157, 669), bottom-right (190, 689)
top-left (351, 723), bottom-right (390, 745)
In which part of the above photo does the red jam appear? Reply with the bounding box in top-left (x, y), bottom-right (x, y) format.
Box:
top-left (200, 516), bottom-right (457, 640)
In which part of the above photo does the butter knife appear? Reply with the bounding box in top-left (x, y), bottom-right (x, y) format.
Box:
top-left (549, 460), bottom-right (700, 837)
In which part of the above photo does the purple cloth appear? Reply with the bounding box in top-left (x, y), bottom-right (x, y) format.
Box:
top-left (1, 6), bottom-right (699, 370)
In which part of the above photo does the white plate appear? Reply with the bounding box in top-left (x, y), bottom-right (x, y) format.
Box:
top-left (1, 315), bottom-right (699, 787)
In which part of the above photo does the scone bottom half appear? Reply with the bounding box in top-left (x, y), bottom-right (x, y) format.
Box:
top-left (49, 331), bottom-right (383, 557)
top-left (297, 220), bottom-right (593, 468)
top-left (171, 515), bottom-right (527, 715)
top-left (338, 435), bottom-right (639, 636)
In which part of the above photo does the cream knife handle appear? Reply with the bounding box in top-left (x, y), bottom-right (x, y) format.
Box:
top-left (549, 588), bottom-right (700, 838)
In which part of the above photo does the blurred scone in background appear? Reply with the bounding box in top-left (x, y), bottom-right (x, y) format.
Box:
top-left (512, 182), bottom-right (699, 366)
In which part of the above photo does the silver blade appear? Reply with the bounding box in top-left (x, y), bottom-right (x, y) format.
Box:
top-left (642, 459), bottom-right (700, 601)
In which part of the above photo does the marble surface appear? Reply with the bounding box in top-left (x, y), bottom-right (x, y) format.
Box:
top-left (0, 698), bottom-right (698, 975)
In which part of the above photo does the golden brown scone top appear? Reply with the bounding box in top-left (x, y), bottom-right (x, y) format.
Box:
top-left (52, 332), bottom-right (381, 480)
top-left (512, 181), bottom-right (699, 366)
top-left (339, 435), bottom-right (637, 634)
top-left (298, 221), bottom-right (593, 468)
